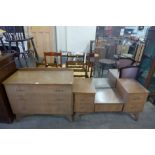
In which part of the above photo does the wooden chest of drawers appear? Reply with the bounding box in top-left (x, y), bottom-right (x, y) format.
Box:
top-left (0, 53), bottom-right (16, 123)
top-left (3, 69), bottom-right (74, 116)
top-left (73, 78), bottom-right (95, 113)
top-left (116, 79), bottom-right (149, 112)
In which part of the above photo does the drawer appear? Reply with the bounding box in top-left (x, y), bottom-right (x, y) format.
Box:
top-left (128, 93), bottom-right (148, 103)
top-left (74, 93), bottom-right (95, 113)
top-left (95, 104), bottom-right (123, 112)
top-left (31, 85), bottom-right (72, 94)
top-left (123, 102), bottom-right (145, 112)
top-left (10, 85), bottom-right (72, 95)
top-left (75, 94), bottom-right (95, 103)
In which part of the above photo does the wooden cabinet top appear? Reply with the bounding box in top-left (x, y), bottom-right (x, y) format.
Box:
top-left (117, 79), bottom-right (149, 94)
top-left (3, 70), bottom-right (74, 85)
top-left (73, 78), bottom-right (96, 94)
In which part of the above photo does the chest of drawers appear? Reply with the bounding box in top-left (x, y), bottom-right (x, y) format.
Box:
top-left (3, 69), bottom-right (74, 117)
top-left (73, 78), bottom-right (95, 113)
top-left (116, 79), bottom-right (149, 112)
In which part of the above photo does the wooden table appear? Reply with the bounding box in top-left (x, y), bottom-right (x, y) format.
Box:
top-left (3, 69), bottom-right (74, 119)
top-left (99, 59), bottom-right (116, 77)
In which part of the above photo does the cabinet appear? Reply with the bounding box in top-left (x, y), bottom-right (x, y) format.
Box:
top-left (137, 27), bottom-right (155, 98)
top-left (0, 53), bottom-right (16, 123)
top-left (116, 79), bottom-right (149, 117)
top-left (3, 69), bottom-right (74, 117)
top-left (73, 78), bottom-right (95, 113)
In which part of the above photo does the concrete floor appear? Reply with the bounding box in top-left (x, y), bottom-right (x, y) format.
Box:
top-left (0, 101), bottom-right (155, 129)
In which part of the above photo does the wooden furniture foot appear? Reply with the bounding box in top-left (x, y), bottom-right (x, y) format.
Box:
top-left (74, 113), bottom-right (81, 121)
top-left (65, 115), bottom-right (73, 122)
top-left (130, 112), bottom-right (139, 121)
top-left (15, 114), bottom-right (26, 121)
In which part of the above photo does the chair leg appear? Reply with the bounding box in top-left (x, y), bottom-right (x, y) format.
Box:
top-left (90, 67), bottom-right (93, 77)
top-left (22, 53), bottom-right (28, 67)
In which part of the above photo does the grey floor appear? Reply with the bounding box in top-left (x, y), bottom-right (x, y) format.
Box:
top-left (0, 101), bottom-right (155, 129)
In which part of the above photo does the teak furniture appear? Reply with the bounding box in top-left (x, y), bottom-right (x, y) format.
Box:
top-left (3, 69), bottom-right (74, 120)
top-left (3, 68), bottom-right (149, 121)
top-left (0, 53), bottom-right (16, 123)
top-left (73, 78), bottom-right (95, 113)
top-left (117, 79), bottom-right (149, 120)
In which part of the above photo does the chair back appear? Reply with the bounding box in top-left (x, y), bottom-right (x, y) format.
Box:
top-left (119, 66), bottom-right (139, 79)
top-left (117, 58), bottom-right (135, 69)
top-left (3, 32), bottom-right (25, 41)
top-left (44, 52), bottom-right (62, 67)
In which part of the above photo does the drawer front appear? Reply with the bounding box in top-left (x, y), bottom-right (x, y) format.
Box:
top-left (95, 104), bottom-right (123, 112)
top-left (123, 102), bottom-right (145, 112)
top-left (128, 93), bottom-right (148, 103)
top-left (4, 84), bottom-right (73, 115)
top-left (74, 94), bottom-right (95, 113)
top-left (10, 85), bottom-right (72, 94)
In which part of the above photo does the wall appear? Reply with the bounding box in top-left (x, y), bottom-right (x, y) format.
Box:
top-left (56, 26), bottom-right (67, 52)
top-left (56, 26), bottom-right (96, 53)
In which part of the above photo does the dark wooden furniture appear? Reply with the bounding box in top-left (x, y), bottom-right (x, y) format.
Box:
top-left (44, 52), bottom-right (62, 67)
top-left (86, 53), bottom-right (95, 77)
top-left (0, 53), bottom-right (16, 123)
top-left (137, 27), bottom-right (155, 100)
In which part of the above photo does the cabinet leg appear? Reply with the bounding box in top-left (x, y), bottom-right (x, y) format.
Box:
top-left (65, 115), bottom-right (73, 122)
top-left (130, 112), bottom-right (139, 121)
top-left (74, 113), bottom-right (81, 121)
top-left (16, 114), bottom-right (26, 121)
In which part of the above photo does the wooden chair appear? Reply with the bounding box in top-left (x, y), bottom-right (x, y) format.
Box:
top-left (86, 52), bottom-right (95, 77)
top-left (3, 32), bottom-right (39, 67)
top-left (44, 52), bottom-right (62, 67)
top-left (66, 52), bottom-right (88, 77)
top-left (116, 57), bottom-right (135, 69)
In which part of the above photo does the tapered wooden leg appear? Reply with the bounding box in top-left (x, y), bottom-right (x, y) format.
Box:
top-left (16, 114), bottom-right (26, 121)
top-left (74, 113), bottom-right (81, 121)
top-left (133, 113), bottom-right (139, 121)
top-left (65, 115), bottom-right (73, 122)
top-left (130, 112), bottom-right (139, 121)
